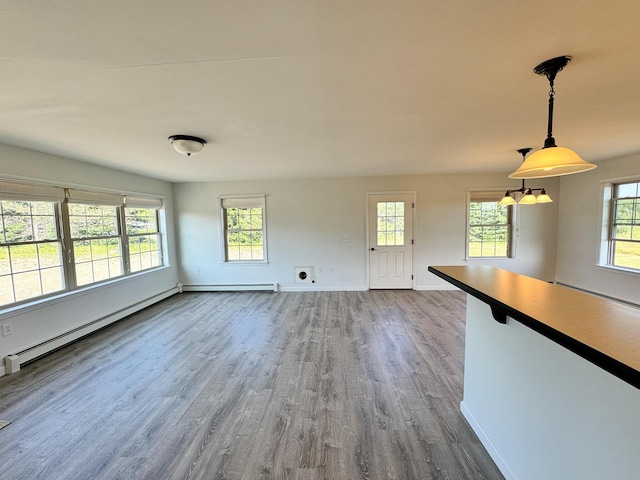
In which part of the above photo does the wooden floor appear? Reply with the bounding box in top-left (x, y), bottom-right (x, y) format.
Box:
top-left (0, 290), bottom-right (504, 480)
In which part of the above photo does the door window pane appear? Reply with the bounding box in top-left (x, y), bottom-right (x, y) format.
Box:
top-left (376, 201), bottom-right (405, 246)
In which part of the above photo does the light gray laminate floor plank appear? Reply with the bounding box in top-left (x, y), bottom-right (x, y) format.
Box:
top-left (0, 290), bottom-right (503, 479)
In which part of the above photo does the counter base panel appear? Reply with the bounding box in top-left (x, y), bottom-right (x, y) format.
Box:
top-left (463, 295), bottom-right (640, 480)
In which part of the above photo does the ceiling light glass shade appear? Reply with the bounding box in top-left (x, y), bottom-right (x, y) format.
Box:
top-left (535, 190), bottom-right (553, 203)
top-left (508, 146), bottom-right (596, 179)
top-left (168, 135), bottom-right (206, 156)
top-left (498, 193), bottom-right (516, 206)
top-left (519, 190), bottom-right (537, 205)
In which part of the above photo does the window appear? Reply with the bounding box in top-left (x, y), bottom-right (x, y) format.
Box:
top-left (376, 201), bottom-right (405, 246)
top-left (607, 180), bottom-right (640, 270)
top-left (67, 189), bottom-right (128, 286)
top-left (0, 182), bottom-right (66, 306)
top-left (468, 191), bottom-right (514, 258)
top-left (220, 195), bottom-right (266, 262)
top-left (0, 200), bottom-right (65, 305)
top-left (125, 206), bottom-right (161, 273)
top-left (68, 204), bottom-right (123, 286)
top-left (0, 181), bottom-right (164, 308)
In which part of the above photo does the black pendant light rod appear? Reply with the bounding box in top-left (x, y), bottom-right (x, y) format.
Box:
top-left (500, 145), bottom-right (553, 203)
top-left (504, 148), bottom-right (546, 195)
top-left (533, 55), bottom-right (571, 149)
top-left (545, 78), bottom-right (555, 148)
top-left (516, 148), bottom-right (532, 191)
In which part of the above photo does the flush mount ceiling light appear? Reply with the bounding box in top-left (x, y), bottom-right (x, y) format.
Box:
top-left (168, 135), bottom-right (206, 156)
top-left (509, 55), bottom-right (596, 179)
top-left (499, 148), bottom-right (554, 206)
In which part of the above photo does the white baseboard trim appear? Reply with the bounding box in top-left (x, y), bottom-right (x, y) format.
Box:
top-left (278, 286), bottom-right (368, 292)
top-left (460, 401), bottom-right (518, 480)
top-left (183, 285), bottom-right (458, 293)
top-left (2, 286), bottom-right (180, 376)
top-left (415, 285), bottom-right (460, 291)
top-left (182, 283), bottom-right (278, 292)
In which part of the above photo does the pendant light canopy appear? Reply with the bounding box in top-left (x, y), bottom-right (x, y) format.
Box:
top-left (168, 135), bottom-right (206, 156)
top-left (508, 56), bottom-right (596, 179)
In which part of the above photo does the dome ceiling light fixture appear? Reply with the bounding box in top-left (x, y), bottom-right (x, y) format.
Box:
top-left (499, 148), bottom-right (553, 206)
top-left (509, 55), bottom-right (596, 179)
top-left (168, 135), bottom-right (206, 156)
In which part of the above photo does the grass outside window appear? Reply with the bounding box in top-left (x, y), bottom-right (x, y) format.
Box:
top-left (0, 186), bottom-right (164, 309)
top-left (609, 181), bottom-right (640, 271)
top-left (468, 194), bottom-right (514, 259)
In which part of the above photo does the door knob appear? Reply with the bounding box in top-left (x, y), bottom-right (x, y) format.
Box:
top-left (370, 247), bottom-right (375, 251)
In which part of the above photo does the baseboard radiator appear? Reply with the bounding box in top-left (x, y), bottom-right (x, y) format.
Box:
top-left (182, 283), bottom-right (278, 292)
top-left (555, 282), bottom-right (640, 309)
top-left (3, 286), bottom-right (180, 375)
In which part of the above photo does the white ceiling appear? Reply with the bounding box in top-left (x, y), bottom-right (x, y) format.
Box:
top-left (1, 1), bottom-right (639, 183)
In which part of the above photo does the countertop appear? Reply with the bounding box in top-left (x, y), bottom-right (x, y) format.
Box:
top-left (428, 265), bottom-right (640, 389)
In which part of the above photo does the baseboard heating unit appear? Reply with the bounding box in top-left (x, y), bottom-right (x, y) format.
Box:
top-left (555, 282), bottom-right (639, 308)
top-left (182, 283), bottom-right (278, 292)
top-left (2, 286), bottom-right (179, 376)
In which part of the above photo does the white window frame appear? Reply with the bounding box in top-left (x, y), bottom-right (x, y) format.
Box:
top-left (466, 189), bottom-right (517, 260)
top-left (599, 178), bottom-right (640, 274)
top-left (66, 189), bottom-right (126, 287)
top-left (218, 194), bottom-right (268, 264)
top-left (0, 179), bottom-right (165, 309)
top-left (124, 195), bottom-right (163, 274)
top-left (0, 181), bottom-right (67, 306)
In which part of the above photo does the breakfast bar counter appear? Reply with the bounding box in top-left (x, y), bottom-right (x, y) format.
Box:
top-left (428, 265), bottom-right (640, 480)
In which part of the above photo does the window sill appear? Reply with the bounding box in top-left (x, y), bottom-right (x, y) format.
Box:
top-left (595, 264), bottom-right (640, 277)
top-left (220, 261), bottom-right (269, 266)
top-left (465, 257), bottom-right (516, 263)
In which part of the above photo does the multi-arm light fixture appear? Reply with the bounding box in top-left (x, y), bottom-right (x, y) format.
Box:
top-left (499, 148), bottom-right (553, 206)
top-left (509, 55), bottom-right (596, 179)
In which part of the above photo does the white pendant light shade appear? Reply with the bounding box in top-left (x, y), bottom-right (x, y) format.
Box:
top-left (519, 190), bottom-right (537, 205)
top-left (498, 193), bottom-right (516, 206)
top-left (508, 146), bottom-right (596, 179)
top-left (535, 189), bottom-right (553, 203)
top-left (168, 135), bottom-right (206, 156)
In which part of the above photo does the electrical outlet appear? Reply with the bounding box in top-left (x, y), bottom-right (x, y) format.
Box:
top-left (1, 323), bottom-right (13, 337)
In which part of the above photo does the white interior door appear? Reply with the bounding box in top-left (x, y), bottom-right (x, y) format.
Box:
top-left (368, 193), bottom-right (414, 289)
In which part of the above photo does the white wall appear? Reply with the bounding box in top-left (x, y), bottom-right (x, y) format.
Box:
top-left (174, 173), bottom-right (559, 290)
top-left (0, 143), bottom-right (569, 374)
top-left (555, 153), bottom-right (640, 305)
top-left (0, 144), bottom-right (179, 371)
top-left (463, 296), bottom-right (640, 480)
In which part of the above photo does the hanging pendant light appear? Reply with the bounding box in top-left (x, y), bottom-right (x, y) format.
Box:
top-left (509, 56), bottom-right (596, 179)
top-left (500, 148), bottom-right (554, 205)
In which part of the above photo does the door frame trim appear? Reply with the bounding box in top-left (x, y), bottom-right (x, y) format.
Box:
top-left (365, 191), bottom-right (417, 290)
